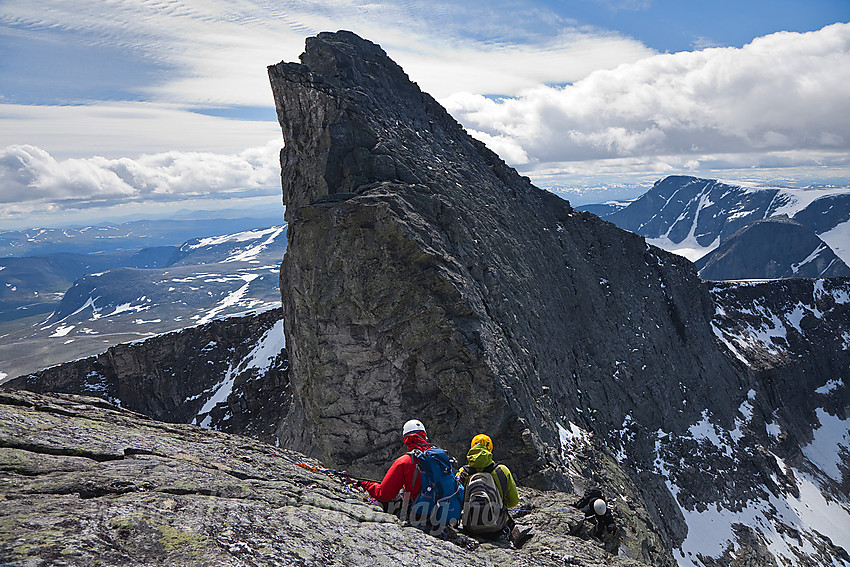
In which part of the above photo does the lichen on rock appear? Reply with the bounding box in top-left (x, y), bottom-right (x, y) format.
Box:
top-left (0, 389), bottom-right (647, 566)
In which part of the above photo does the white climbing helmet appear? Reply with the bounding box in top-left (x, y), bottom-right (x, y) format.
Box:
top-left (402, 419), bottom-right (426, 437)
top-left (593, 499), bottom-right (607, 516)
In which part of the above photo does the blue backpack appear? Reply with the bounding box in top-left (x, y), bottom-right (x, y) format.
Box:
top-left (408, 447), bottom-right (464, 530)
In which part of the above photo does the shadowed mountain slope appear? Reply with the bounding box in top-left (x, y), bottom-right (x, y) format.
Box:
top-left (695, 217), bottom-right (850, 280)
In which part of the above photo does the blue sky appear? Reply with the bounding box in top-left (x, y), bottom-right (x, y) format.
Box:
top-left (1, 0), bottom-right (849, 228)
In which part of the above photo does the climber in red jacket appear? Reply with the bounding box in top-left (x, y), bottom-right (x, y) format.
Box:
top-left (359, 419), bottom-right (432, 515)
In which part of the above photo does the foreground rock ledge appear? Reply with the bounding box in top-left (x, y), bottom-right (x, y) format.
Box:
top-left (0, 390), bottom-right (646, 566)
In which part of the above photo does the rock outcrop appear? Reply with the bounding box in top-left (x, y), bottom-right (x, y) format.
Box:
top-left (268, 31), bottom-right (849, 566)
top-left (6, 308), bottom-right (289, 443)
top-left (269, 30), bottom-right (737, 468)
top-left (0, 389), bottom-right (650, 567)
top-left (268, 31), bottom-right (746, 565)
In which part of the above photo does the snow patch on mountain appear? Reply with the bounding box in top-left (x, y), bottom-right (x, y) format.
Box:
top-left (654, 406), bottom-right (850, 567)
top-left (710, 299), bottom-right (789, 364)
top-left (189, 227), bottom-right (282, 249)
top-left (673, 468), bottom-right (850, 567)
top-left (194, 273), bottom-right (260, 325)
top-left (688, 410), bottom-right (732, 457)
top-left (186, 226), bottom-right (286, 263)
top-left (771, 188), bottom-right (845, 218)
top-left (49, 325), bottom-right (75, 338)
top-left (816, 379), bottom-right (844, 395)
top-left (109, 299), bottom-right (152, 317)
top-left (192, 319), bottom-right (286, 428)
top-left (803, 408), bottom-right (850, 484)
top-left (819, 220), bottom-right (850, 267)
top-left (792, 244), bottom-right (830, 274)
top-left (558, 421), bottom-right (592, 451)
top-left (646, 234), bottom-right (720, 262)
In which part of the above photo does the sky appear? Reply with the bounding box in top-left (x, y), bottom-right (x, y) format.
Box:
top-left (1, 0), bottom-right (849, 229)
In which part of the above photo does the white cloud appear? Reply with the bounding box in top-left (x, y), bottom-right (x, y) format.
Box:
top-left (444, 23), bottom-right (850, 171)
top-left (0, 0), bottom-right (658, 165)
top-left (390, 31), bottom-right (654, 98)
top-left (0, 141), bottom-right (281, 214)
top-left (0, 102), bottom-right (281, 158)
top-left (2, 0), bottom-right (847, 213)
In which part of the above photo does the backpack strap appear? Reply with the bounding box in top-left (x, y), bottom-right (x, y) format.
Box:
top-left (493, 464), bottom-right (509, 500)
top-left (407, 450), bottom-right (422, 495)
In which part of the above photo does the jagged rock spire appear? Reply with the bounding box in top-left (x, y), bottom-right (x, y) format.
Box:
top-left (267, 32), bottom-right (750, 564)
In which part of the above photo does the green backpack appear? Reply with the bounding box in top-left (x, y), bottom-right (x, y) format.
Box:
top-left (461, 463), bottom-right (508, 533)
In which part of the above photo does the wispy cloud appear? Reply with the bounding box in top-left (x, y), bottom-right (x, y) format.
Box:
top-left (0, 0), bottom-right (657, 164)
top-left (1, 0), bottom-right (655, 106)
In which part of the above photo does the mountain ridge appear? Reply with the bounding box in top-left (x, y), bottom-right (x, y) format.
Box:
top-left (578, 175), bottom-right (850, 279)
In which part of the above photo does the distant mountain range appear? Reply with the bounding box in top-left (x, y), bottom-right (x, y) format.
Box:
top-left (0, 216), bottom-right (283, 258)
top-left (578, 175), bottom-right (850, 280)
top-left (0, 221), bottom-right (287, 381)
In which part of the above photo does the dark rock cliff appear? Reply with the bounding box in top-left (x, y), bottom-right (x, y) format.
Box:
top-left (266, 31), bottom-right (762, 564)
top-left (6, 309), bottom-right (289, 443)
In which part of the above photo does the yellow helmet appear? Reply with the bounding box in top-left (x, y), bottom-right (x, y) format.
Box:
top-left (470, 434), bottom-right (493, 452)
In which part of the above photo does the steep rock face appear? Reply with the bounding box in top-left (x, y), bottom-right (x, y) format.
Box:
top-left (268, 32), bottom-right (850, 567)
top-left (0, 389), bottom-right (651, 567)
top-left (6, 309), bottom-right (289, 442)
top-left (695, 217), bottom-right (850, 280)
top-left (269, 31), bottom-right (734, 469)
top-left (268, 31), bottom-right (759, 563)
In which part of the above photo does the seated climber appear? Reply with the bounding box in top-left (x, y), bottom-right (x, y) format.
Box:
top-left (574, 486), bottom-right (620, 554)
top-left (357, 419), bottom-right (463, 535)
top-left (456, 434), bottom-right (533, 548)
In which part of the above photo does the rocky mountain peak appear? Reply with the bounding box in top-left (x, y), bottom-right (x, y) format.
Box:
top-left (267, 31), bottom-right (763, 563)
top-left (270, 30), bottom-right (533, 220)
top-left (267, 31), bottom-right (849, 566)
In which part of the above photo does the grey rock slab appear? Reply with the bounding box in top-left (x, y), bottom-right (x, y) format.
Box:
top-left (0, 389), bottom-right (645, 567)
